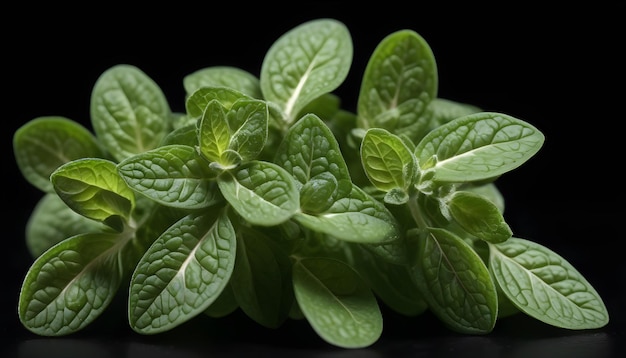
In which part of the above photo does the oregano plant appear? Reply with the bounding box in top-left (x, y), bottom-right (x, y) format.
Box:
top-left (12, 18), bottom-right (609, 349)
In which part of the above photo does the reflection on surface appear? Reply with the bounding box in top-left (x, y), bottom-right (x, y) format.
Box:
top-left (13, 331), bottom-right (612, 358)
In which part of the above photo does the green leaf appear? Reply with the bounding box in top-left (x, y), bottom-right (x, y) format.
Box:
top-left (226, 98), bottom-right (268, 162)
top-left (361, 128), bottom-right (416, 193)
top-left (18, 232), bottom-right (136, 336)
top-left (260, 18), bottom-right (353, 123)
top-left (294, 185), bottom-right (399, 244)
top-left (356, 29), bottom-right (437, 141)
top-left (489, 237), bottom-right (609, 329)
top-left (13, 116), bottom-right (105, 193)
top-left (117, 145), bottom-right (221, 210)
top-left (414, 112), bottom-right (545, 183)
top-left (352, 245), bottom-right (428, 316)
top-left (90, 64), bottom-right (171, 161)
top-left (198, 100), bottom-right (232, 165)
top-left (462, 182), bottom-right (505, 214)
top-left (218, 161), bottom-right (299, 226)
top-left (446, 190), bottom-right (512, 243)
top-left (275, 113), bottom-right (352, 209)
top-left (51, 158), bottom-right (135, 231)
top-left (230, 226), bottom-right (293, 328)
top-left (293, 257), bottom-right (382, 349)
top-left (128, 210), bottom-right (236, 334)
top-left (183, 66), bottom-right (262, 98)
top-left (421, 98), bottom-right (482, 134)
top-left (26, 194), bottom-right (107, 257)
top-left (185, 86), bottom-right (250, 119)
top-left (413, 227), bottom-right (498, 334)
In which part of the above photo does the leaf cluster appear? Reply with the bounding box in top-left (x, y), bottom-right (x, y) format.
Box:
top-left (12, 18), bottom-right (609, 349)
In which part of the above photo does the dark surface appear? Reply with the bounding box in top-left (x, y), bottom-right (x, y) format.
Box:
top-left (4, 4), bottom-right (624, 357)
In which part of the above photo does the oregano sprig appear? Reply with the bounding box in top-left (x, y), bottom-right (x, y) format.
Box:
top-left (12, 17), bottom-right (609, 349)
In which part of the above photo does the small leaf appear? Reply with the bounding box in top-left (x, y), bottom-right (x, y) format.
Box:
top-left (275, 113), bottom-right (351, 187)
top-left (226, 98), bottom-right (268, 162)
top-left (261, 18), bottom-right (353, 123)
top-left (26, 194), bottom-right (107, 257)
top-left (185, 86), bottom-right (250, 119)
top-left (361, 128), bottom-right (416, 193)
top-left (293, 257), bottom-right (382, 349)
top-left (13, 116), bottom-right (105, 193)
top-left (414, 112), bottom-right (545, 183)
top-left (183, 66), bottom-right (262, 98)
top-left (356, 29), bottom-right (437, 141)
top-left (90, 64), bottom-right (171, 161)
top-left (446, 190), bottom-right (512, 243)
top-left (129, 210), bottom-right (236, 334)
top-left (490, 237), bottom-right (609, 329)
top-left (18, 232), bottom-right (136, 336)
top-left (218, 161), bottom-right (299, 226)
top-left (51, 158), bottom-right (135, 231)
top-left (413, 227), bottom-right (498, 334)
top-left (117, 145), bottom-right (221, 210)
top-left (198, 100), bottom-right (231, 164)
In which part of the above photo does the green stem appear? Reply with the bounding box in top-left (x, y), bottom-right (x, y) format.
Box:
top-left (408, 192), bottom-right (428, 229)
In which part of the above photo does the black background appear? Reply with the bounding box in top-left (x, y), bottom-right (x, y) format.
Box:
top-left (4, 4), bottom-right (624, 357)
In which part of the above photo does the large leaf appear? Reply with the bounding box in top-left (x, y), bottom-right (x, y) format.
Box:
top-left (218, 160), bottom-right (299, 226)
top-left (128, 210), bottom-right (236, 334)
top-left (414, 112), bottom-right (545, 183)
top-left (51, 158), bottom-right (135, 231)
top-left (490, 237), bottom-right (609, 329)
top-left (90, 64), bottom-right (171, 161)
top-left (260, 18), bottom-right (352, 123)
top-left (18, 232), bottom-right (139, 336)
top-left (117, 145), bottom-right (221, 210)
top-left (356, 29), bottom-right (437, 141)
top-left (13, 116), bottom-right (105, 192)
top-left (413, 227), bottom-right (498, 334)
top-left (293, 257), bottom-right (382, 348)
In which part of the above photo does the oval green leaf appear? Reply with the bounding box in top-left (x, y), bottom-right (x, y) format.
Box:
top-left (51, 158), bottom-right (135, 231)
top-left (361, 127), bottom-right (416, 193)
top-left (260, 18), bottom-right (353, 123)
top-left (218, 160), bottom-right (299, 226)
top-left (413, 227), bottom-right (498, 334)
top-left (230, 227), bottom-right (293, 328)
top-left (18, 232), bottom-right (135, 336)
top-left (13, 116), bottom-right (105, 192)
top-left (356, 29), bottom-right (437, 141)
top-left (414, 112), bottom-right (545, 183)
top-left (294, 184), bottom-right (399, 244)
top-left (489, 237), bottom-right (609, 329)
top-left (26, 193), bottom-right (107, 257)
top-left (90, 64), bottom-right (171, 161)
top-left (129, 210), bottom-right (236, 334)
top-left (447, 190), bottom-right (512, 243)
top-left (293, 257), bottom-right (382, 348)
top-left (117, 145), bottom-right (221, 209)
top-left (183, 66), bottom-right (262, 98)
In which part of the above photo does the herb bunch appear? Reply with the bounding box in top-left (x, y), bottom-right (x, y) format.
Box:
top-left (13, 18), bottom-right (609, 349)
